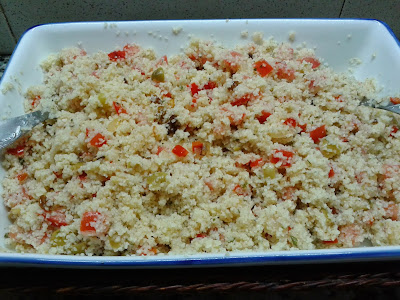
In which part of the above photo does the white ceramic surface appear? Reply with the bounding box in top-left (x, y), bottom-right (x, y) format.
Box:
top-left (0, 19), bottom-right (400, 267)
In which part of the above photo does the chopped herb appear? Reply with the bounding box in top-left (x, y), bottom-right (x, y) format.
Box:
top-left (290, 235), bottom-right (298, 247)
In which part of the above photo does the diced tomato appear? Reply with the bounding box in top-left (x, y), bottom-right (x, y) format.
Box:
top-left (329, 168), bottom-right (335, 178)
top-left (17, 172), bottom-right (28, 183)
top-left (256, 111), bottom-right (272, 124)
top-left (112, 102), bottom-right (127, 115)
top-left (80, 211), bottom-right (104, 235)
top-left (7, 145), bottom-right (25, 157)
top-left (250, 158), bottom-right (264, 169)
top-left (284, 118), bottom-right (297, 127)
top-left (108, 50), bottom-right (126, 62)
top-left (192, 141), bottom-right (204, 156)
top-left (309, 125), bottom-right (326, 144)
top-left (231, 94), bottom-right (252, 106)
top-left (189, 83), bottom-right (199, 96)
top-left (390, 126), bottom-right (398, 137)
top-left (276, 67), bottom-right (295, 82)
top-left (31, 95), bottom-right (41, 107)
top-left (123, 44), bottom-right (140, 56)
top-left (44, 210), bottom-right (68, 227)
top-left (322, 238), bottom-right (338, 244)
top-left (203, 81), bottom-right (216, 90)
top-left (300, 57), bottom-right (321, 69)
top-left (89, 133), bottom-right (107, 147)
top-left (270, 149), bottom-right (294, 168)
top-left (172, 145), bottom-right (189, 157)
top-left (254, 60), bottom-right (273, 77)
top-left (390, 97), bottom-right (400, 105)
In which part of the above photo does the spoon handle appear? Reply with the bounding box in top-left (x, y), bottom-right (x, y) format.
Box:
top-left (0, 110), bottom-right (50, 151)
top-left (378, 104), bottom-right (400, 115)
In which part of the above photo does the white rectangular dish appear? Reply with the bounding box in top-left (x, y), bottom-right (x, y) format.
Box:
top-left (1, 19), bottom-right (400, 268)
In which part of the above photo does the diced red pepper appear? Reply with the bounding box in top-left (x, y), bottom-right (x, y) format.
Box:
top-left (254, 60), bottom-right (273, 77)
top-left (44, 210), bottom-right (68, 228)
top-left (298, 123), bottom-right (307, 132)
top-left (250, 158), bottom-right (264, 169)
top-left (78, 172), bottom-right (87, 181)
top-left (112, 102), bottom-right (127, 115)
top-left (233, 184), bottom-right (245, 196)
top-left (390, 97), bottom-right (400, 105)
top-left (189, 83), bottom-right (199, 96)
top-left (123, 44), bottom-right (140, 56)
top-left (7, 145), bottom-right (25, 157)
top-left (231, 94), bottom-right (252, 106)
top-left (227, 112), bottom-right (246, 126)
top-left (222, 51), bottom-right (242, 73)
top-left (276, 67), bottom-right (295, 82)
top-left (322, 238), bottom-right (338, 244)
top-left (163, 92), bottom-right (172, 98)
top-left (203, 81), bottom-right (216, 90)
top-left (284, 118), bottom-right (297, 127)
top-left (31, 95), bottom-right (41, 107)
top-left (385, 203), bottom-right (398, 221)
top-left (89, 133), bottom-right (107, 148)
top-left (329, 168), bottom-right (335, 178)
top-left (159, 55), bottom-right (168, 65)
top-left (139, 247), bottom-right (158, 256)
top-left (300, 57), bottom-right (321, 69)
top-left (334, 95), bottom-right (344, 102)
top-left (172, 145), bottom-right (189, 157)
top-left (192, 141), bottom-right (204, 156)
top-left (256, 111), bottom-right (272, 124)
top-left (17, 172), bottom-right (28, 183)
top-left (80, 211), bottom-right (103, 235)
top-left (21, 187), bottom-right (32, 200)
top-left (390, 126), bottom-right (398, 137)
top-left (204, 180), bottom-right (214, 191)
top-left (108, 50), bottom-right (126, 62)
top-left (196, 233), bottom-right (207, 239)
top-left (156, 146), bottom-right (164, 155)
top-left (309, 125), bottom-right (326, 144)
top-left (270, 150), bottom-right (294, 168)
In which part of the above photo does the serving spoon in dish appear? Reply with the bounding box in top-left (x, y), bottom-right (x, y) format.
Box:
top-left (0, 110), bottom-right (50, 151)
top-left (360, 100), bottom-right (400, 115)
top-left (0, 100), bottom-right (399, 152)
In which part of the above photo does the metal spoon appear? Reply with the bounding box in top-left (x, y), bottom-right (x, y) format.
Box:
top-left (0, 110), bottom-right (50, 151)
top-left (360, 100), bottom-right (400, 115)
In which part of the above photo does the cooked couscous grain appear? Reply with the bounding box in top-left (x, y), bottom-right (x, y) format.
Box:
top-left (2, 37), bottom-right (400, 256)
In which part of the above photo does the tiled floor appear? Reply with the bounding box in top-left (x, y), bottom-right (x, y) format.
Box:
top-left (0, 0), bottom-right (398, 54)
